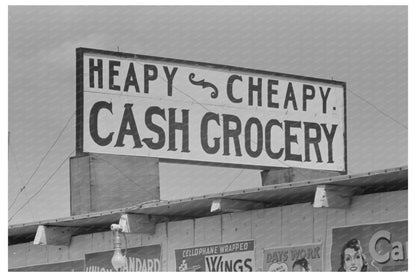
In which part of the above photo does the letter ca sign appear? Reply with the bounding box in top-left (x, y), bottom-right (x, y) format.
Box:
top-left (369, 230), bottom-right (407, 264)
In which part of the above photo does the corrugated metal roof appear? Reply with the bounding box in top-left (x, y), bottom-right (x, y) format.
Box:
top-left (9, 166), bottom-right (407, 244)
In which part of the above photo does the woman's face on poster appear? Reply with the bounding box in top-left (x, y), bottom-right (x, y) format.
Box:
top-left (343, 248), bottom-right (363, 272)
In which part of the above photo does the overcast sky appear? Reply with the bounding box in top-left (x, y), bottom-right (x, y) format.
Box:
top-left (8, 6), bottom-right (407, 224)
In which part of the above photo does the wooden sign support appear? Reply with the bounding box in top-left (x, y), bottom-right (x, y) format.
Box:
top-left (210, 198), bottom-right (264, 213)
top-left (313, 185), bottom-right (354, 209)
top-left (118, 213), bottom-right (156, 235)
top-left (33, 225), bottom-right (76, 246)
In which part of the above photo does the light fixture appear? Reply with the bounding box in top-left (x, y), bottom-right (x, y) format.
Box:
top-left (111, 224), bottom-right (127, 271)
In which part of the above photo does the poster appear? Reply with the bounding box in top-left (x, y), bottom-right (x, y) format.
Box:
top-left (175, 240), bottom-right (254, 272)
top-left (331, 220), bottom-right (407, 272)
top-left (84, 244), bottom-right (161, 272)
top-left (9, 260), bottom-right (85, 272)
top-left (263, 243), bottom-right (323, 271)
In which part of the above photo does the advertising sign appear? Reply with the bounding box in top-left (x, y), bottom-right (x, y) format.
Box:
top-left (84, 245), bottom-right (161, 272)
top-left (175, 240), bottom-right (254, 272)
top-left (331, 221), bottom-right (407, 272)
top-left (263, 242), bottom-right (323, 272)
top-left (9, 260), bottom-right (85, 272)
top-left (77, 48), bottom-right (346, 171)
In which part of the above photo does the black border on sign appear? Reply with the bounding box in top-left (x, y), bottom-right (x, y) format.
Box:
top-left (75, 49), bottom-right (84, 155)
top-left (75, 47), bottom-right (348, 174)
top-left (343, 83), bottom-right (348, 174)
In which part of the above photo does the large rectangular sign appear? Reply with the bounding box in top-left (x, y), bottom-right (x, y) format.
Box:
top-left (263, 242), bottom-right (323, 272)
top-left (77, 48), bottom-right (346, 171)
top-left (84, 245), bottom-right (161, 272)
top-left (330, 221), bottom-right (407, 272)
top-left (175, 240), bottom-right (255, 272)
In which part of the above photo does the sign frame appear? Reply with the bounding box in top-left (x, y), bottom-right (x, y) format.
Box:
top-left (76, 47), bottom-right (347, 172)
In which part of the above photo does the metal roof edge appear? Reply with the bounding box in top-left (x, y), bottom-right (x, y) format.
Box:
top-left (8, 208), bottom-right (128, 230)
top-left (125, 165), bottom-right (408, 211)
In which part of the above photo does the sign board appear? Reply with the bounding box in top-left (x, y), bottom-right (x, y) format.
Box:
top-left (175, 240), bottom-right (255, 272)
top-left (77, 48), bottom-right (347, 171)
top-left (9, 260), bottom-right (85, 272)
top-left (263, 242), bottom-right (323, 271)
top-left (84, 245), bottom-right (161, 272)
top-left (331, 221), bottom-right (407, 272)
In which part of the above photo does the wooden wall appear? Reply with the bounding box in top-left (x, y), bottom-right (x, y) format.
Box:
top-left (9, 190), bottom-right (407, 271)
top-left (70, 154), bottom-right (160, 215)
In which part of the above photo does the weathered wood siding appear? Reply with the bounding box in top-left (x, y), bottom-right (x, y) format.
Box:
top-left (9, 190), bottom-right (407, 271)
top-left (70, 154), bottom-right (160, 215)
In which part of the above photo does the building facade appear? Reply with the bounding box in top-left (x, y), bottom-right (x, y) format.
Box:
top-left (9, 166), bottom-right (408, 272)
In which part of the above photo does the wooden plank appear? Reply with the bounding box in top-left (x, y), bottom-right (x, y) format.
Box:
top-left (27, 243), bottom-right (48, 266)
top-left (313, 208), bottom-right (327, 244)
top-left (376, 190), bottom-right (407, 221)
top-left (125, 233), bottom-right (142, 249)
top-left (46, 245), bottom-right (69, 264)
top-left (8, 243), bottom-right (29, 269)
top-left (69, 233), bottom-right (93, 260)
top-left (221, 211), bottom-right (252, 242)
top-left (262, 168), bottom-right (340, 186)
top-left (346, 193), bottom-right (383, 225)
top-left (194, 215), bottom-right (222, 245)
top-left (210, 198), bottom-right (264, 213)
top-left (324, 209), bottom-right (346, 271)
top-left (347, 190), bottom-right (407, 227)
top-left (140, 222), bottom-right (167, 246)
top-left (91, 231), bottom-right (113, 253)
top-left (141, 222), bottom-right (168, 271)
top-left (167, 219), bottom-right (194, 271)
top-left (252, 207), bottom-right (282, 271)
top-left (281, 203), bottom-right (314, 245)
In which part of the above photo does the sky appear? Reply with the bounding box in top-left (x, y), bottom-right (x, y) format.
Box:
top-left (8, 6), bottom-right (407, 225)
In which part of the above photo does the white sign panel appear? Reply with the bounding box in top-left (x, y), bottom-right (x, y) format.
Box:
top-left (76, 48), bottom-right (346, 171)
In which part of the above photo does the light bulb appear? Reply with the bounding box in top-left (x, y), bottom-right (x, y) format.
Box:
top-left (111, 249), bottom-right (127, 271)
